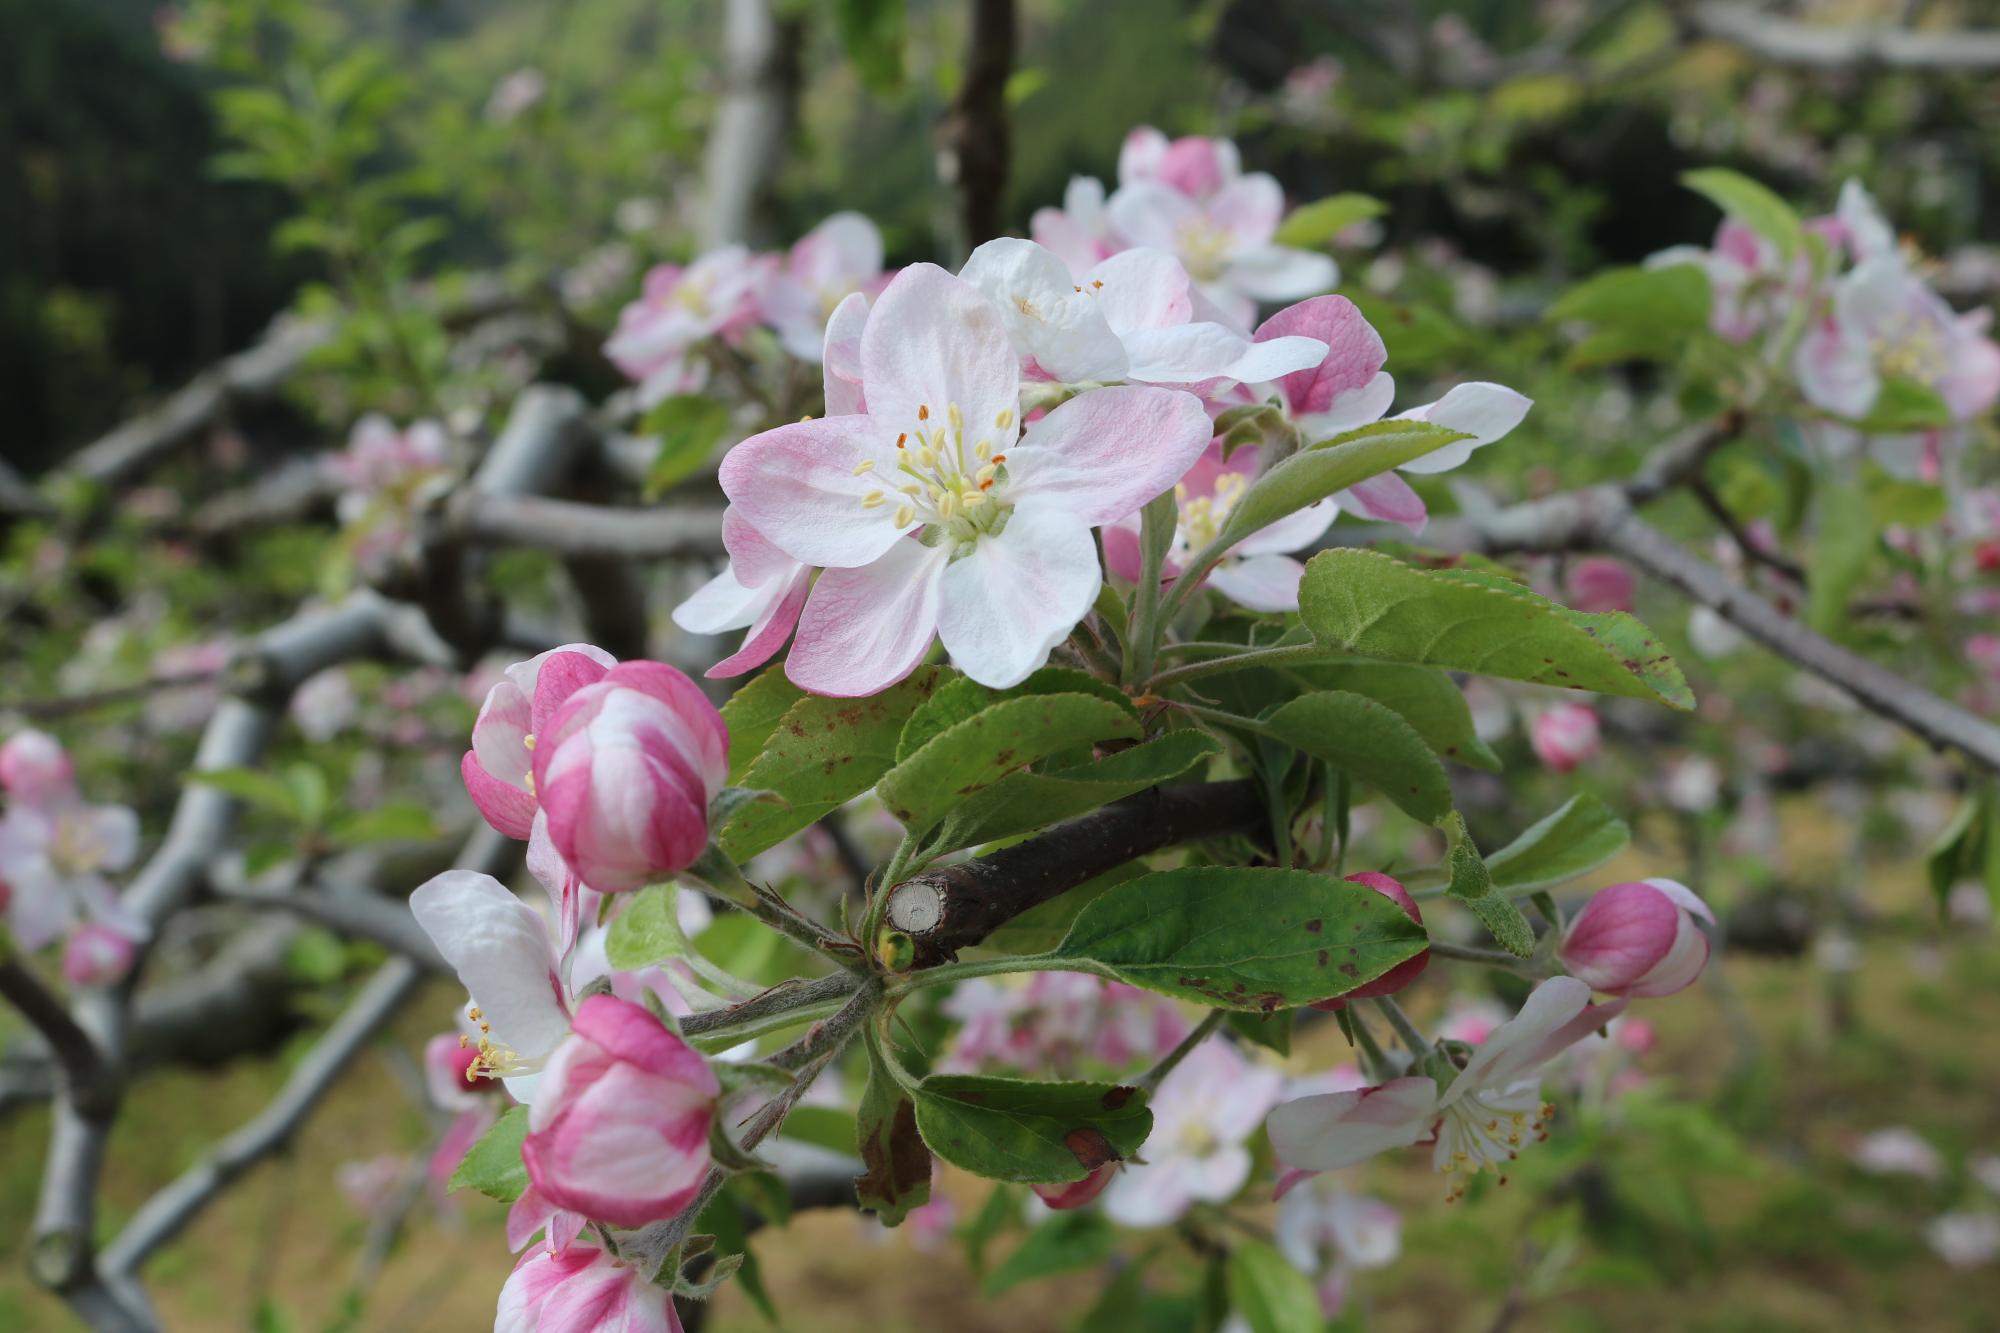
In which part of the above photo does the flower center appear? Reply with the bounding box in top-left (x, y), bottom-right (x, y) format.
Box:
top-left (855, 400), bottom-right (1016, 547)
top-left (1176, 470), bottom-right (1249, 552)
top-left (49, 813), bottom-right (100, 876)
top-left (1872, 309), bottom-right (1947, 387)
top-left (1176, 1119), bottom-right (1219, 1157)
top-left (1175, 217), bottom-right (1234, 281)
top-left (1436, 1091), bottom-right (1554, 1201)
top-left (461, 1004), bottom-right (542, 1081)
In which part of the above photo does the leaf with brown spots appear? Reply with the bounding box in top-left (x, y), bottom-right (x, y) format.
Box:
top-left (912, 1074), bottom-right (1152, 1184)
top-left (854, 1043), bottom-right (933, 1226)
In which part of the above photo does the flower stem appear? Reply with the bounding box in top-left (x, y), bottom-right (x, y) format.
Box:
top-left (1373, 995), bottom-right (1431, 1057)
top-left (1145, 642), bottom-right (1334, 692)
top-left (1139, 1009), bottom-right (1225, 1093)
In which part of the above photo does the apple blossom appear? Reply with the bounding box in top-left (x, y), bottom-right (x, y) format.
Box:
top-left (1531, 703), bottom-right (1601, 773)
top-left (1309, 873), bottom-right (1429, 1010)
top-left (1267, 977), bottom-right (1625, 1198)
top-left (1849, 1126), bottom-right (1944, 1181)
top-left (463, 644), bottom-right (618, 841)
top-left (0, 738), bottom-right (146, 952)
top-left (1559, 878), bottom-right (1713, 998)
top-left (604, 245), bottom-right (769, 406)
top-left (1101, 1038), bottom-right (1283, 1228)
top-left (957, 239), bottom-right (1327, 385)
top-left (719, 263), bottom-right (1212, 694)
top-left (520, 994), bottom-right (719, 1229)
top-left (1029, 176), bottom-right (1118, 276)
top-left (1925, 1211), bottom-right (2000, 1270)
top-left (759, 212), bottom-right (887, 361)
top-left (1275, 1180), bottom-right (1402, 1318)
top-left (1564, 557), bottom-right (1637, 614)
top-left (532, 661), bottom-right (728, 893)
top-left (1105, 127), bottom-right (1338, 326)
top-left (943, 973), bottom-right (1188, 1077)
top-left (497, 1240), bottom-right (684, 1333)
top-left (61, 922), bottom-right (137, 987)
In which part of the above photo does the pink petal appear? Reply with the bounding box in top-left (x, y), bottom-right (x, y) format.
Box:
top-left (462, 751), bottom-right (539, 840)
top-left (859, 264), bottom-right (1021, 454)
top-left (719, 415), bottom-right (908, 568)
top-left (1254, 296), bottom-right (1387, 418)
top-left (708, 565), bottom-right (811, 679)
top-left (1337, 471), bottom-right (1428, 532)
top-left (1265, 1076), bottom-right (1438, 1172)
top-left (1004, 385), bottom-right (1214, 526)
top-left (531, 651), bottom-right (613, 736)
top-left (785, 538), bottom-right (948, 697)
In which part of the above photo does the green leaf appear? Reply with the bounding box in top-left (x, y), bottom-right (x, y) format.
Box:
top-left (834, 0), bottom-right (905, 94)
top-left (1227, 1008), bottom-right (1294, 1057)
top-left (1213, 420), bottom-right (1471, 555)
top-left (696, 1182), bottom-right (776, 1323)
top-left (187, 766), bottom-right (305, 821)
top-left (641, 394), bottom-right (734, 499)
top-left (449, 1105), bottom-right (529, 1202)
top-left (897, 667), bottom-right (1135, 762)
top-left (1806, 483), bottom-right (1877, 636)
top-left (926, 732), bottom-right (1221, 856)
top-left (1299, 549), bottom-right (1694, 709)
top-left (1484, 794), bottom-right (1631, 893)
top-left (984, 1209), bottom-right (1118, 1295)
top-left (1051, 867), bottom-right (1431, 1010)
top-left (1263, 691), bottom-right (1455, 824)
top-left (1292, 663), bottom-right (1502, 770)
top-left (875, 694), bottom-right (1142, 841)
top-left (1926, 788), bottom-right (1990, 911)
top-left (913, 1074), bottom-right (1152, 1184)
top-left (1549, 265), bottom-right (1712, 366)
top-left (604, 885), bottom-right (695, 971)
top-left (719, 666), bottom-right (806, 784)
top-left (1850, 377), bottom-right (1955, 433)
top-left (779, 1105), bottom-right (859, 1156)
top-left (1444, 815), bottom-right (1535, 957)
top-left (855, 1040), bottom-right (932, 1225)
top-left (1227, 1241), bottom-right (1322, 1333)
top-left (1681, 167), bottom-right (1804, 261)
top-left (718, 668), bottom-right (943, 860)
top-left (1274, 193), bottom-right (1388, 249)
top-left (1345, 294), bottom-right (1466, 370)
top-left (325, 802), bottom-right (439, 847)
top-left (977, 863), bottom-right (1146, 957)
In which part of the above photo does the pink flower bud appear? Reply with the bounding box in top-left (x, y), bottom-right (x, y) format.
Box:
top-left (1559, 878), bottom-right (1713, 997)
top-left (498, 1240), bottom-right (684, 1332)
top-left (0, 730), bottom-right (75, 805)
top-left (61, 924), bottom-right (136, 987)
top-left (1032, 1164), bottom-right (1116, 1210)
top-left (1531, 704), bottom-right (1600, 773)
top-left (1309, 873), bottom-right (1429, 1011)
top-left (1563, 558), bottom-right (1636, 613)
top-left (462, 644), bottom-right (617, 840)
top-left (521, 995), bottom-right (719, 1229)
top-left (533, 662), bottom-right (728, 893)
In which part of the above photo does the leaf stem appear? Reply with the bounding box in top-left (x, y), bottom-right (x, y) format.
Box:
top-left (884, 953), bottom-right (1113, 998)
top-left (1146, 642), bottom-right (1333, 692)
top-left (1372, 995), bottom-right (1431, 1057)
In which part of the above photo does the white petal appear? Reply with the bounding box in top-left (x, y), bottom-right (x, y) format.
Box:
top-left (785, 539), bottom-right (949, 697)
top-left (1393, 382), bottom-right (1532, 475)
top-left (960, 238), bottom-right (1127, 381)
top-left (1207, 554), bottom-right (1307, 612)
top-left (1226, 245), bottom-right (1339, 302)
top-left (409, 870), bottom-right (571, 1061)
top-left (935, 505), bottom-right (1101, 688)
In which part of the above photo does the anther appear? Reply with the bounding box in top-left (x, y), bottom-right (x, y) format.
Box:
top-left (861, 491), bottom-right (886, 508)
top-left (852, 459), bottom-right (876, 475)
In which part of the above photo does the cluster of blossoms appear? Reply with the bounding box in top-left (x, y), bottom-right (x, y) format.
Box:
top-left (1847, 1127), bottom-right (2000, 1271)
top-left (0, 730), bottom-right (144, 985)
top-left (325, 414), bottom-right (453, 573)
top-left (604, 211), bottom-right (892, 405)
top-left (1651, 179), bottom-right (2000, 479)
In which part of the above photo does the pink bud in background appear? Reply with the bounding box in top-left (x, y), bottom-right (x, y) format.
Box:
top-left (1531, 704), bottom-right (1601, 773)
top-left (1560, 878), bottom-right (1714, 997)
top-left (462, 644), bottom-right (618, 841)
top-left (1564, 558), bottom-right (1636, 613)
top-left (0, 730), bottom-right (76, 805)
top-left (1033, 1164), bottom-right (1116, 1210)
top-left (521, 995), bottom-right (719, 1229)
top-left (61, 924), bottom-right (136, 987)
top-left (533, 662), bottom-right (728, 893)
top-left (1310, 873), bottom-right (1429, 1011)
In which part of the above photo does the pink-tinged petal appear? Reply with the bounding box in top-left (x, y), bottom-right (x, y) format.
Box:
top-left (1336, 471), bottom-right (1428, 532)
top-left (531, 651), bottom-right (614, 736)
top-left (1531, 704), bottom-right (1600, 773)
top-left (1100, 521), bottom-right (1145, 583)
top-left (1641, 876), bottom-right (1715, 925)
top-left (1158, 136), bottom-right (1238, 198)
top-left (570, 994), bottom-right (720, 1093)
top-left (1256, 296), bottom-right (1388, 418)
top-left (1941, 321), bottom-right (2000, 420)
top-left (1105, 182), bottom-right (1196, 253)
top-left (1117, 126), bottom-right (1170, 186)
top-left (1209, 175), bottom-right (1284, 246)
top-left (61, 923), bottom-right (136, 987)
top-left (501, 644), bottom-right (618, 705)
top-left (1836, 179), bottom-right (1896, 262)
top-left (1628, 910), bottom-right (1710, 997)
top-left (1207, 554), bottom-right (1307, 613)
top-left (1228, 245), bottom-right (1338, 301)
top-left (525, 813), bottom-right (581, 954)
top-left (1393, 382), bottom-right (1532, 474)
top-left (598, 661), bottom-right (728, 791)
top-left (1795, 326), bottom-right (1878, 422)
top-left (537, 715), bottom-right (713, 892)
top-left (671, 562), bottom-right (779, 637)
top-left (960, 239), bottom-right (1127, 382)
top-left (1298, 372), bottom-right (1396, 441)
top-left (506, 1185), bottom-right (561, 1253)
top-left (1559, 882), bottom-right (1679, 992)
top-left (0, 730), bottom-right (75, 803)
top-left (935, 503), bottom-right (1101, 688)
top-left (785, 539), bottom-right (948, 697)
top-left (707, 565), bottom-right (811, 679)
top-left (1564, 557), bottom-right (1636, 614)
top-left (464, 751), bottom-right (539, 840)
top-left (1265, 1076), bottom-right (1439, 1172)
top-left (720, 506), bottom-right (796, 589)
top-left (860, 264), bottom-right (1020, 450)
top-left (1005, 385), bottom-right (1214, 526)
top-left (1033, 1164), bottom-right (1117, 1210)
top-left (68, 872), bottom-right (150, 943)
top-left (2, 862), bottom-right (75, 950)
top-left (87, 805), bottom-right (140, 872)
top-left (1233, 497), bottom-right (1336, 557)
top-left (524, 1061), bottom-right (714, 1226)
top-left (409, 870), bottom-right (571, 1062)
top-left (1086, 247), bottom-right (1193, 332)
top-left (719, 415), bottom-right (908, 568)
top-left (1449, 977), bottom-right (1626, 1097)
top-left (822, 291), bottom-right (870, 415)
